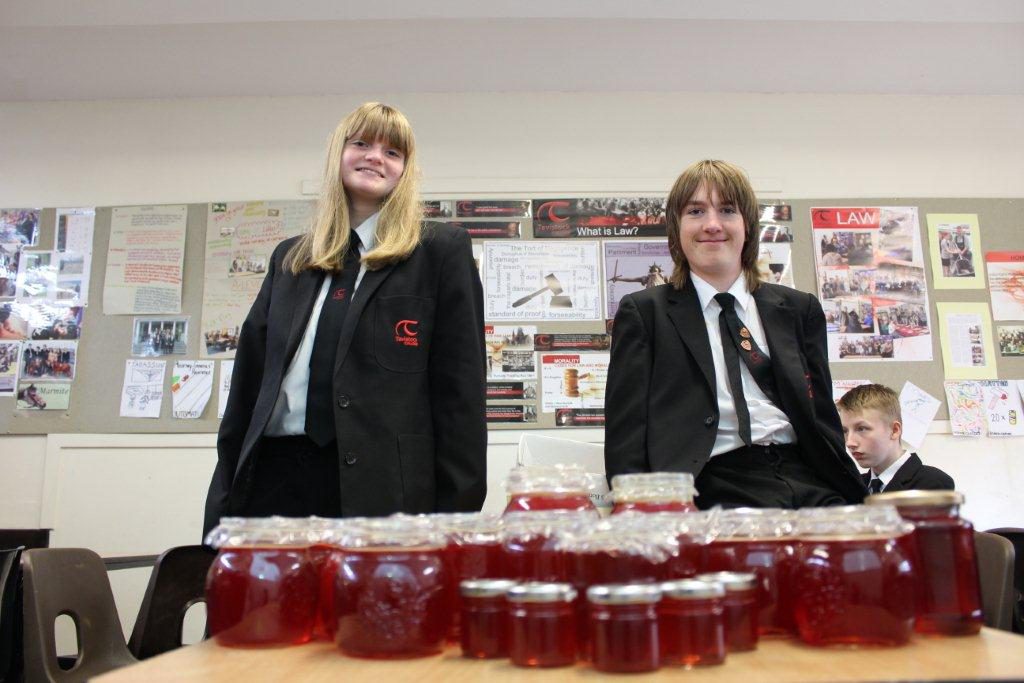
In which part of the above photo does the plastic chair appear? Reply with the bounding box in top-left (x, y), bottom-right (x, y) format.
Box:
top-left (986, 527), bottom-right (1024, 633)
top-left (516, 433), bottom-right (605, 471)
top-left (1, 546), bottom-right (24, 683)
top-left (127, 545), bottom-right (216, 660)
top-left (974, 531), bottom-right (1015, 631)
top-left (21, 548), bottom-right (137, 682)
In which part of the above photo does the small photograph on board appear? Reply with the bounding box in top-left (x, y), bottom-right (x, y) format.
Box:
top-left (15, 252), bottom-right (54, 300)
top-left (836, 335), bottom-right (895, 360)
top-left (228, 251), bottom-right (268, 277)
top-left (0, 209), bottom-right (40, 246)
top-left (758, 223), bottom-right (793, 242)
top-left (0, 243), bottom-right (22, 298)
top-left (132, 317), bottom-right (189, 357)
top-left (0, 340), bottom-right (19, 395)
top-left (759, 204), bottom-right (793, 223)
top-left (998, 325), bottom-right (1024, 356)
top-left (20, 340), bottom-right (77, 381)
top-left (17, 381), bottom-right (71, 410)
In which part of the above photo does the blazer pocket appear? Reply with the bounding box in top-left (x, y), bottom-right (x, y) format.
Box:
top-left (397, 434), bottom-right (436, 513)
top-left (374, 295), bottom-right (434, 373)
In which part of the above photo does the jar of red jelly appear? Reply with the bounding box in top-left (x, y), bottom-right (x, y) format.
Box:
top-left (587, 584), bottom-right (662, 673)
top-left (610, 472), bottom-right (698, 514)
top-left (504, 464), bottom-right (598, 514)
top-left (332, 519), bottom-right (450, 658)
top-left (305, 516), bottom-right (356, 641)
top-left (498, 510), bottom-right (595, 582)
top-left (704, 508), bottom-right (798, 636)
top-left (659, 579), bottom-right (726, 667)
top-left (865, 490), bottom-right (983, 636)
top-left (434, 513), bottom-right (503, 642)
top-left (204, 517), bottom-right (319, 646)
top-left (639, 511), bottom-right (716, 579)
top-left (507, 582), bottom-right (578, 667)
top-left (792, 505), bottom-right (916, 647)
top-left (460, 578), bottom-right (518, 659)
top-left (694, 571), bottom-right (758, 651)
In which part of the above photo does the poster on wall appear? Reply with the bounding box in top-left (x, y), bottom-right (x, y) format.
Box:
top-left (978, 380), bottom-right (1024, 437)
top-left (757, 241), bottom-right (795, 288)
top-left (811, 206), bottom-right (932, 362)
top-left (171, 360), bottom-right (215, 419)
top-left (985, 251), bottom-right (1024, 320)
top-left (484, 325), bottom-right (537, 380)
top-left (533, 197), bottom-right (666, 238)
top-left (200, 201), bottom-right (313, 357)
top-left (540, 353), bottom-right (609, 413)
top-left (218, 360), bottom-right (234, 419)
top-left (55, 208), bottom-right (96, 255)
top-left (603, 240), bottom-right (671, 320)
top-left (944, 381), bottom-right (985, 437)
top-left (120, 359), bottom-right (166, 418)
top-left (16, 381), bottom-right (70, 410)
top-left (455, 200), bottom-right (531, 218)
top-left (936, 302), bottom-right (998, 380)
top-left (898, 382), bottom-right (942, 449)
top-left (450, 221), bottom-right (521, 239)
top-left (486, 404), bottom-right (538, 424)
top-left (927, 214), bottom-right (985, 290)
top-left (103, 205), bottom-right (188, 315)
top-left (483, 241), bottom-right (602, 321)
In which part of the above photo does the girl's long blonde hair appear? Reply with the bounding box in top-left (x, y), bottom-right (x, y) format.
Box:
top-left (286, 102), bottom-right (423, 274)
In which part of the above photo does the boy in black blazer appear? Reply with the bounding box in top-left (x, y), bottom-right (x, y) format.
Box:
top-left (837, 383), bottom-right (954, 493)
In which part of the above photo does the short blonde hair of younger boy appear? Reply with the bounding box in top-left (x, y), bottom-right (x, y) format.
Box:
top-left (836, 383), bottom-right (902, 423)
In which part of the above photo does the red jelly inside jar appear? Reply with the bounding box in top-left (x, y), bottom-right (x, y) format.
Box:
top-left (610, 472), bottom-right (698, 515)
top-left (703, 538), bottom-right (797, 636)
top-left (659, 579), bottom-right (727, 668)
top-left (460, 579), bottom-right (517, 659)
top-left (206, 545), bottom-right (318, 646)
top-left (503, 464), bottom-right (598, 515)
top-left (587, 584), bottom-right (662, 673)
top-left (507, 582), bottom-right (578, 667)
top-left (695, 571), bottom-right (759, 652)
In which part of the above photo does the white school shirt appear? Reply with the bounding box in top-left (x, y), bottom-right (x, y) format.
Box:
top-left (690, 273), bottom-right (797, 458)
top-left (871, 450), bottom-right (912, 491)
top-left (264, 213), bottom-right (377, 436)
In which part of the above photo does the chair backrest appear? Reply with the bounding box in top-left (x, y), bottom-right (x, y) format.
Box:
top-left (974, 531), bottom-right (1015, 631)
top-left (0, 546), bottom-right (24, 683)
top-left (21, 548), bottom-right (136, 682)
top-left (127, 545), bottom-right (216, 660)
top-left (985, 527), bottom-right (1024, 633)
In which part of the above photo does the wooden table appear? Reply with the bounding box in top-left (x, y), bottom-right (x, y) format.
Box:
top-left (97, 629), bottom-right (1024, 682)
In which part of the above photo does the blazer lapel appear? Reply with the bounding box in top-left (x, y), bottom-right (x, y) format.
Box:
top-left (666, 282), bottom-right (715, 393)
top-left (283, 269), bottom-right (326, 364)
top-left (334, 264), bottom-right (396, 364)
top-left (752, 286), bottom-right (807, 418)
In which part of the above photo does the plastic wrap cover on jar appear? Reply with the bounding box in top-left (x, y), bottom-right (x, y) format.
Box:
top-left (610, 472), bottom-right (698, 514)
top-left (332, 518), bottom-right (451, 658)
top-left (704, 508), bottom-right (799, 636)
top-left (865, 490), bottom-right (983, 636)
top-left (204, 517), bottom-right (320, 647)
top-left (498, 510), bottom-right (595, 582)
top-left (792, 505), bottom-right (916, 647)
top-left (503, 463), bottom-right (599, 514)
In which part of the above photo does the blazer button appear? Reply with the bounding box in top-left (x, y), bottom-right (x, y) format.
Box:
top-left (344, 452), bottom-right (357, 466)
top-left (704, 415), bottom-right (715, 427)
top-left (337, 395), bottom-right (350, 408)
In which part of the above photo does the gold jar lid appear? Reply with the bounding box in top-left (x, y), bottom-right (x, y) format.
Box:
top-left (864, 490), bottom-right (964, 507)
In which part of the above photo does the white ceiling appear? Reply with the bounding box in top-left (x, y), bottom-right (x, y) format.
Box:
top-left (1, 0), bottom-right (1022, 101)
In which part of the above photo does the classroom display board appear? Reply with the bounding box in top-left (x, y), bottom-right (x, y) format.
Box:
top-left (0, 197), bottom-right (1020, 435)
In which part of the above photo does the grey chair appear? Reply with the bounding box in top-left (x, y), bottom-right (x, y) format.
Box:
top-left (1, 546), bottom-right (24, 683)
top-left (21, 548), bottom-right (137, 682)
top-left (985, 527), bottom-right (1024, 633)
top-left (974, 531), bottom-right (1015, 631)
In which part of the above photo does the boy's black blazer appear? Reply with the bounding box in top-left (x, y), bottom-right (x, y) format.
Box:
top-left (862, 453), bottom-right (955, 492)
top-left (204, 222), bottom-right (487, 534)
top-left (605, 280), bottom-right (866, 504)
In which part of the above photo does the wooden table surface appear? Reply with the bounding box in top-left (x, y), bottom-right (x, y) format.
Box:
top-left (96, 628), bottom-right (1024, 682)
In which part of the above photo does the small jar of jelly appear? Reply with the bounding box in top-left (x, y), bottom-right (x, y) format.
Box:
top-left (507, 582), bottom-right (578, 667)
top-left (704, 508), bottom-right (799, 636)
top-left (460, 579), bottom-right (518, 659)
top-left (587, 584), bottom-right (662, 673)
top-left (504, 464), bottom-right (598, 514)
top-left (866, 490), bottom-right (983, 636)
top-left (792, 505), bottom-right (916, 647)
top-left (332, 519), bottom-right (450, 658)
top-left (498, 510), bottom-right (595, 582)
top-left (204, 517), bottom-right (319, 647)
top-left (695, 571), bottom-right (759, 651)
top-left (659, 579), bottom-right (726, 667)
top-left (610, 472), bottom-right (698, 514)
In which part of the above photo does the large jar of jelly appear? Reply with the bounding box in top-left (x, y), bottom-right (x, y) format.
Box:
top-left (865, 490), bottom-right (983, 636)
top-left (332, 519), bottom-right (450, 658)
top-left (587, 584), bottom-right (662, 673)
top-left (659, 579), bottom-right (727, 667)
top-left (792, 506), bottom-right (916, 647)
top-left (204, 517), bottom-right (319, 646)
top-left (504, 464), bottom-right (598, 514)
top-left (498, 510), bottom-right (595, 582)
top-left (306, 516), bottom-right (356, 641)
top-left (703, 508), bottom-right (798, 636)
top-left (695, 571), bottom-right (759, 652)
top-left (610, 472), bottom-right (698, 514)
top-left (507, 582), bottom-right (578, 667)
top-left (460, 578), bottom-right (518, 659)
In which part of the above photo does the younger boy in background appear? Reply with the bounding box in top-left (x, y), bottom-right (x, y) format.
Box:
top-left (837, 383), bottom-right (954, 494)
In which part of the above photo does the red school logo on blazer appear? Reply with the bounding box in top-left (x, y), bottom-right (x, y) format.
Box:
top-left (394, 319), bottom-right (419, 347)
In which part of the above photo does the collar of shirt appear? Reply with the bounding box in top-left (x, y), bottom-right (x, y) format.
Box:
top-left (874, 449), bottom-right (911, 487)
top-left (691, 272), bottom-right (752, 315)
top-left (353, 212), bottom-right (379, 254)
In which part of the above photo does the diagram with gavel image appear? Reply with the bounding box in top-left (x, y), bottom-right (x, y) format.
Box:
top-left (511, 273), bottom-right (573, 308)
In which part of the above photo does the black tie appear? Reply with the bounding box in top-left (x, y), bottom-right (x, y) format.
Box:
top-left (714, 292), bottom-right (779, 404)
top-left (715, 292), bottom-right (753, 446)
top-left (869, 478), bottom-right (884, 494)
top-left (305, 233), bottom-right (361, 446)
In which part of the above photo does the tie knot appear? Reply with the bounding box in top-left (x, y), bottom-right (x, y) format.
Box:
top-left (714, 292), bottom-right (736, 309)
top-left (869, 478), bottom-right (883, 494)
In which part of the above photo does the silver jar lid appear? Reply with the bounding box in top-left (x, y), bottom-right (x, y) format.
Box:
top-left (661, 579), bottom-right (726, 600)
top-left (460, 579), bottom-right (518, 598)
top-left (694, 571), bottom-right (757, 591)
top-left (586, 583), bottom-right (662, 605)
top-left (506, 581), bottom-right (578, 603)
